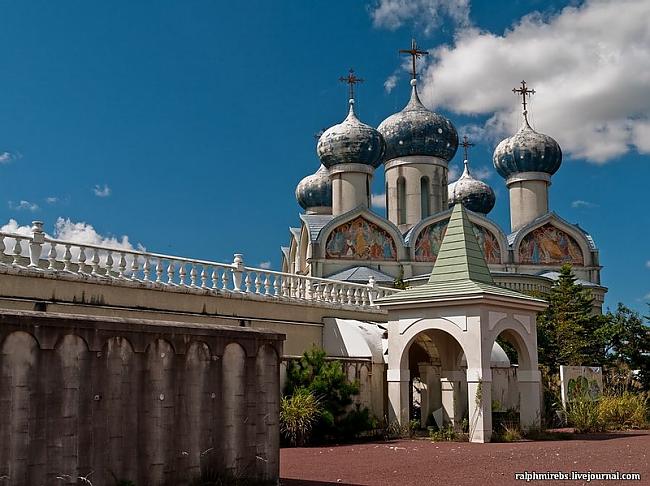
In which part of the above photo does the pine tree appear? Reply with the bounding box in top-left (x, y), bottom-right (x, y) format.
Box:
top-left (537, 264), bottom-right (603, 371)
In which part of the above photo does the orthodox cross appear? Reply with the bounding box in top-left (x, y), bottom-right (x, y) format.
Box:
top-left (339, 69), bottom-right (364, 100)
top-left (399, 38), bottom-right (429, 79)
top-left (460, 135), bottom-right (475, 161)
top-left (512, 80), bottom-right (535, 111)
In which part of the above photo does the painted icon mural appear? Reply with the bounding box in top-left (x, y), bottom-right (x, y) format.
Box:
top-left (414, 220), bottom-right (501, 264)
top-left (518, 224), bottom-right (583, 266)
top-left (325, 217), bottom-right (397, 261)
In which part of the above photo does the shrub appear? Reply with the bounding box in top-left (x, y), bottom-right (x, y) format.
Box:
top-left (280, 388), bottom-right (321, 446)
top-left (597, 392), bottom-right (649, 430)
top-left (499, 424), bottom-right (522, 442)
top-left (565, 395), bottom-right (604, 433)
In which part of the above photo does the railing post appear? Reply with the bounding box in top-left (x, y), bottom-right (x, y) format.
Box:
top-left (367, 276), bottom-right (377, 306)
top-left (232, 253), bottom-right (244, 292)
top-left (29, 221), bottom-right (45, 268)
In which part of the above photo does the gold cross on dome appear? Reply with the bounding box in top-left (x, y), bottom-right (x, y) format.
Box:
top-left (339, 68), bottom-right (364, 100)
top-left (512, 80), bottom-right (536, 111)
top-left (460, 135), bottom-right (475, 161)
top-left (399, 38), bottom-right (429, 80)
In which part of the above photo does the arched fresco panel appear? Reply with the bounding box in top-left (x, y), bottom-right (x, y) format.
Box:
top-left (518, 223), bottom-right (583, 266)
top-left (414, 220), bottom-right (501, 264)
top-left (325, 217), bottom-right (397, 261)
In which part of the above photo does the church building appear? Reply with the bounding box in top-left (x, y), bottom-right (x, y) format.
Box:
top-left (282, 43), bottom-right (606, 312)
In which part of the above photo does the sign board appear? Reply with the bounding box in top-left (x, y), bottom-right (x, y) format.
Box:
top-left (559, 365), bottom-right (603, 407)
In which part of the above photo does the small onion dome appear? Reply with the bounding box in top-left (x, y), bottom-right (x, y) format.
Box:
top-left (378, 79), bottom-right (458, 162)
top-left (317, 99), bottom-right (385, 169)
top-left (295, 164), bottom-right (332, 212)
top-left (448, 160), bottom-right (496, 215)
top-left (493, 111), bottom-right (562, 179)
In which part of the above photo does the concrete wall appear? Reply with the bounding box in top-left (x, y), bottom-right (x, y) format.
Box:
top-left (0, 310), bottom-right (284, 486)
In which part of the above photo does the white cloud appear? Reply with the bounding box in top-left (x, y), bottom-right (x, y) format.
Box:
top-left (384, 74), bottom-right (398, 94)
top-left (9, 200), bottom-right (39, 212)
top-left (471, 166), bottom-right (493, 181)
top-left (571, 200), bottom-right (598, 209)
top-left (370, 0), bottom-right (471, 34)
top-left (371, 193), bottom-right (387, 209)
top-left (417, 0), bottom-right (650, 163)
top-left (93, 184), bottom-right (111, 197)
top-left (645, 260), bottom-right (650, 269)
top-left (45, 196), bottom-right (58, 204)
top-left (258, 261), bottom-right (272, 270)
top-left (448, 164), bottom-right (460, 181)
top-left (0, 151), bottom-right (21, 164)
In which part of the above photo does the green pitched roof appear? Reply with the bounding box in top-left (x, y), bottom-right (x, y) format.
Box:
top-left (377, 203), bottom-right (546, 306)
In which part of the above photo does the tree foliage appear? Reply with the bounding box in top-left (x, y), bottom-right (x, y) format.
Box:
top-left (284, 346), bottom-right (373, 442)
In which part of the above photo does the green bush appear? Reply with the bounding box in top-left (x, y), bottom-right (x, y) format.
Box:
top-left (565, 395), bottom-right (604, 433)
top-left (280, 388), bottom-right (321, 446)
top-left (598, 393), bottom-right (649, 430)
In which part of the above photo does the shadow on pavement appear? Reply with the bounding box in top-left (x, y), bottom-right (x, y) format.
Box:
top-left (281, 479), bottom-right (364, 486)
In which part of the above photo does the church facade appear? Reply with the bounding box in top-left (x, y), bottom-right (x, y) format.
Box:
top-left (282, 68), bottom-right (606, 311)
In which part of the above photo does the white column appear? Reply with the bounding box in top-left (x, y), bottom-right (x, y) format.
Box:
top-left (418, 364), bottom-right (441, 428)
top-left (518, 369), bottom-right (542, 431)
top-left (387, 368), bottom-right (410, 425)
top-left (467, 367), bottom-right (492, 443)
top-left (440, 370), bottom-right (464, 426)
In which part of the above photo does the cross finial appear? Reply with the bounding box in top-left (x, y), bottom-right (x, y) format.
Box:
top-left (460, 135), bottom-right (475, 161)
top-left (399, 38), bottom-right (429, 80)
top-left (339, 68), bottom-right (364, 100)
top-left (512, 80), bottom-right (535, 112)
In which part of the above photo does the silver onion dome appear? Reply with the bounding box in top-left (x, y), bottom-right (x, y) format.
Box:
top-left (378, 79), bottom-right (458, 162)
top-left (448, 160), bottom-right (496, 215)
top-left (295, 164), bottom-right (332, 214)
top-left (316, 99), bottom-right (385, 169)
top-left (493, 111), bottom-right (562, 179)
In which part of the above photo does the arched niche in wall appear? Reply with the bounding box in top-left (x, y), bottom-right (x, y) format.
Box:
top-left (412, 218), bottom-right (504, 264)
top-left (324, 216), bottom-right (398, 261)
top-left (516, 223), bottom-right (584, 266)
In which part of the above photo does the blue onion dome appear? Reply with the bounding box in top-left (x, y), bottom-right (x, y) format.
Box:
top-left (316, 99), bottom-right (385, 169)
top-left (493, 111), bottom-right (562, 179)
top-left (448, 160), bottom-right (496, 215)
top-left (295, 164), bottom-right (332, 212)
top-left (378, 79), bottom-right (458, 162)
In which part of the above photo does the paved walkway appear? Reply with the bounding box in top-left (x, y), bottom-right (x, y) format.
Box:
top-left (280, 431), bottom-right (650, 486)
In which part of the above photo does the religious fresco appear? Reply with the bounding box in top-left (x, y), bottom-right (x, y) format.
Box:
top-left (325, 217), bottom-right (397, 261)
top-left (414, 220), bottom-right (502, 264)
top-left (517, 224), bottom-right (583, 266)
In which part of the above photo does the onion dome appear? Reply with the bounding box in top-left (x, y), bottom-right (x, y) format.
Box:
top-left (295, 164), bottom-right (332, 213)
top-left (378, 79), bottom-right (458, 162)
top-left (448, 160), bottom-right (496, 215)
top-left (316, 99), bottom-right (385, 169)
top-left (493, 111), bottom-right (562, 179)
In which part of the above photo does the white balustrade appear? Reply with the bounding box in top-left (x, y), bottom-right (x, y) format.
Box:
top-left (0, 221), bottom-right (400, 309)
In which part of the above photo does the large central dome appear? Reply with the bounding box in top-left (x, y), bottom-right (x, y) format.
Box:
top-left (378, 79), bottom-right (458, 162)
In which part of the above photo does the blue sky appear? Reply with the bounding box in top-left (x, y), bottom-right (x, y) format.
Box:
top-left (0, 0), bottom-right (648, 313)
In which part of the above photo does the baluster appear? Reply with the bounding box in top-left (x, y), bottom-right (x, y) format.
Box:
top-left (105, 251), bottom-right (114, 278)
top-left (231, 254), bottom-right (244, 292)
top-left (167, 260), bottom-right (176, 285)
top-left (47, 242), bottom-right (57, 270)
top-left (211, 267), bottom-right (219, 290)
top-left (63, 244), bottom-right (73, 272)
top-left (221, 269), bottom-right (230, 291)
top-left (290, 276), bottom-right (297, 298)
top-left (361, 289), bottom-right (368, 306)
top-left (244, 272), bottom-right (252, 293)
top-left (12, 238), bottom-right (22, 266)
top-left (179, 263), bottom-right (187, 287)
top-left (118, 252), bottom-right (127, 278)
top-left (346, 287), bottom-right (353, 305)
top-left (354, 289), bottom-right (361, 305)
top-left (281, 277), bottom-right (288, 298)
top-left (254, 272), bottom-right (262, 294)
top-left (77, 246), bottom-right (87, 274)
top-left (29, 221), bottom-right (44, 268)
top-left (190, 263), bottom-right (198, 287)
top-left (130, 254), bottom-right (139, 280)
top-left (273, 275), bottom-right (281, 297)
top-left (264, 273), bottom-right (271, 296)
top-left (296, 278), bottom-right (303, 299)
top-left (201, 266), bottom-right (208, 289)
top-left (155, 258), bottom-right (163, 283)
top-left (91, 248), bottom-right (100, 275)
top-left (142, 256), bottom-right (151, 282)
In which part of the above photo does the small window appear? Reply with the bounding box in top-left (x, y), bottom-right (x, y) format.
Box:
top-left (421, 177), bottom-right (431, 219)
top-left (397, 177), bottom-right (406, 224)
